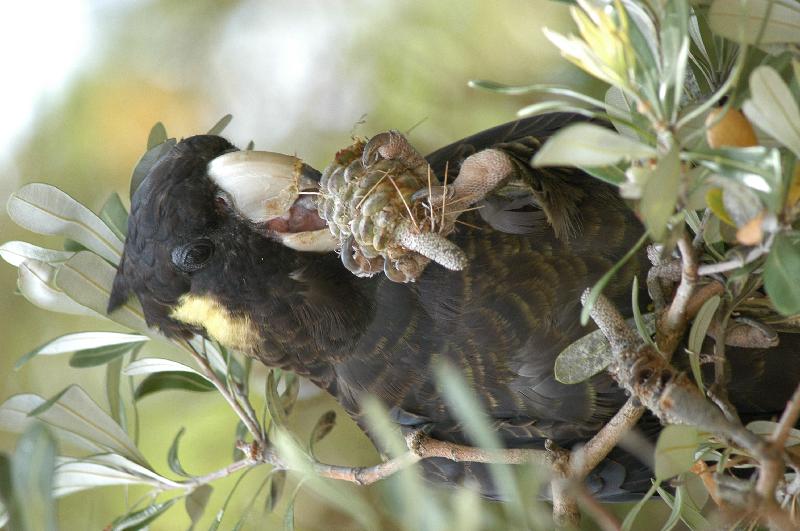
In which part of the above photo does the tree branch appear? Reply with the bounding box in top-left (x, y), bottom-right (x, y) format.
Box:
top-left (584, 290), bottom-right (799, 530)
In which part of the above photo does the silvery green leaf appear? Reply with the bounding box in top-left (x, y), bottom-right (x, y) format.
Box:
top-left (687, 295), bottom-right (720, 393)
top-left (361, 398), bottom-right (430, 529)
top-left (272, 428), bottom-right (378, 530)
top-left (0, 510), bottom-right (7, 529)
top-left (435, 362), bottom-right (526, 525)
top-left (687, 12), bottom-right (708, 63)
top-left (656, 482), bottom-right (710, 530)
top-left (146, 122), bottom-right (167, 150)
top-left (69, 343), bottom-right (140, 368)
top-left (112, 504), bottom-right (172, 531)
top-left (83, 453), bottom-right (169, 485)
top-left (532, 123), bottom-right (656, 167)
top-left (264, 470), bottom-right (286, 513)
top-left (0, 394), bottom-right (106, 456)
top-left (207, 114), bottom-right (233, 136)
top-left (189, 337), bottom-right (227, 380)
top-left (516, 100), bottom-right (595, 119)
top-left (123, 358), bottom-right (208, 379)
top-left (12, 423), bottom-right (57, 531)
top-left (556, 313), bottom-right (656, 384)
top-left (0, 241), bottom-right (73, 267)
top-left (185, 484), bottom-right (213, 525)
top-left (697, 148), bottom-right (782, 211)
top-left (17, 260), bottom-right (96, 317)
top-left (56, 251), bottom-right (149, 334)
top-left (604, 87), bottom-right (638, 139)
top-left (308, 411), bottom-right (336, 456)
top-left (660, 0), bottom-right (690, 104)
top-left (0, 386), bottom-right (147, 466)
top-left (130, 138), bottom-right (176, 199)
top-left (746, 420), bottom-right (800, 446)
top-left (106, 356), bottom-right (126, 430)
top-left (743, 66), bottom-right (800, 157)
top-left (110, 498), bottom-right (177, 531)
top-left (640, 146), bottom-right (681, 240)
top-left (621, 482), bottom-right (659, 531)
top-left (717, 180), bottom-right (763, 228)
top-left (99, 192), bottom-right (128, 240)
top-left (580, 232), bottom-right (650, 326)
top-left (688, 295), bottom-right (720, 356)
top-left (0, 460), bottom-right (17, 529)
top-left (764, 232), bottom-right (800, 315)
top-left (134, 372), bottom-right (216, 400)
top-left (7, 183), bottom-right (123, 264)
top-left (710, 0), bottom-right (800, 45)
top-left (655, 425), bottom-right (700, 481)
top-left (52, 459), bottom-right (156, 498)
top-left (582, 165), bottom-right (626, 186)
top-left (167, 427), bottom-right (191, 477)
top-left (16, 332), bottom-right (147, 369)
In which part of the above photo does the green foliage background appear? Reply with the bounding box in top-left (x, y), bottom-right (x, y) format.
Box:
top-left (0, 1), bottom-right (606, 529)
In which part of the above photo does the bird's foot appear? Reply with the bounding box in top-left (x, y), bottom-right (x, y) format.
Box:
top-left (361, 130), bottom-right (427, 170)
top-left (449, 148), bottom-right (514, 204)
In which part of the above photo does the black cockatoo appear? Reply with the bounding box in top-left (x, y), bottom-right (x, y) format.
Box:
top-left (107, 113), bottom-right (799, 501)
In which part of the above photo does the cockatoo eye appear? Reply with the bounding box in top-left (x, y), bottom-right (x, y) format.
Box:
top-left (171, 239), bottom-right (214, 273)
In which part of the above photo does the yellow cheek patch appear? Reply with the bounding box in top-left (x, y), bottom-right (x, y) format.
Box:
top-left (170, 294), bottom-right (259, 352)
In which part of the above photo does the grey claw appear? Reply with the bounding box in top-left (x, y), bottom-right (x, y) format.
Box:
top-left (383, 258), bottom-right (409, 283)
top-left (340, 236), bottom-right (362, 275)
top-left (361, 132), bottom-right (394, 168)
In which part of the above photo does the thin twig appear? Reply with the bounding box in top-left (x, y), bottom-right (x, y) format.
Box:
top-left (571, 399), bottom-right (645, 479)
top-left (575, 484), bottom-right (622, 531)
top-left (179, 340), bottom-right (264, 446)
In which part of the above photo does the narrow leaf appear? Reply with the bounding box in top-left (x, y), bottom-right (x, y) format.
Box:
top-left (764, 232), bottom-right (800, 315)
top-left (124, 358), bottom-right (207, 378)
top-left (56, 251), bottom-right (149, 333)
top-left (207, 114), bottom-right (233, 136)
top-left (0, 241), bottom-right (73, 267)
top-left (655, 425), bottom-right (700, 481)
top-left (581, 232), bottom-right (649, 325)
top-left (308, 411), bottom-right (336, 456)
top-left (621, 481), bottom-right (659, 531)
top-left (99, 192), bottom-right (129, 240)
top-left (106, 356), bottom-right (126, 429)
top-left (134, 372), bottom-right (215, 401)
top-left (264, 470), bottom-right (286, 513)
top-left (146, 122), bottom-right (168, 150)
top-left (130, 138), bottom-right (176, 199)
top-left (555, 313), bottom-right (656, 384)
top-left (167, 427), bottom-right (191, 477)
top-left (640, 146), bottom-right (681, 240)
top-left (0, 454), bottom-right (23, 531)
top-left (710, 0), bottom-right (800, 45)
top-left (16, 332), bottom-right (146, 370)
top-left (52, 456), bottom-right (163, 498)
top-left (746, 420), bottom-right (800, 446)
top-left (0, 386), bottom-right (147, 466)
top-left (532, 123), bottom-right (657, 167)
top-left (12, 423), bottom-right (57, 531)
top-left (7, 183), bottom-right (123, 264)
top-left (687, 295), bottom-right (720, 393)
top-left (743, 66), bottom-right (800, 157)
top-left (17, 260), bottom-right (96, 317)
top-left (69, 342), bottom-right (139, 368)
top-left (185, 484), bottom-right (212, 525)
top-left (110, 499), bottom-right (176, 531)
top-left (435, 362), bottom-right (526, 525)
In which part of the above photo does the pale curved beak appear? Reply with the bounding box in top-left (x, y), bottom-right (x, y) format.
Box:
top-left (207, 150), bottom-right (337, 253)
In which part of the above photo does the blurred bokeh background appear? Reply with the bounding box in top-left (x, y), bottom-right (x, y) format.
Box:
top-left (0, 1), bottom-right (614, 528)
